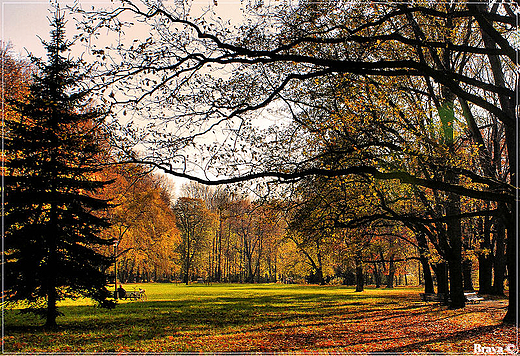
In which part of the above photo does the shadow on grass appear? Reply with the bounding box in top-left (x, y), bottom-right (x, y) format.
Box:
top-left (7, 294), bottom-right (402, 327)
top-left (5, 287), bottom-right (488, 352)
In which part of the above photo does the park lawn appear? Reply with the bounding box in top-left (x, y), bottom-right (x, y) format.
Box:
top-left (3, 283), bottom-right (516, 353)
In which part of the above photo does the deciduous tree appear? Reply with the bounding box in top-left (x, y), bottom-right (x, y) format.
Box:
top-left (80, 0), bottom-right (517, 321)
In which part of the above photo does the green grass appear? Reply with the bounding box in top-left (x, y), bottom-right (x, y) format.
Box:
top-left (3, 283), bottom-right (515, 353)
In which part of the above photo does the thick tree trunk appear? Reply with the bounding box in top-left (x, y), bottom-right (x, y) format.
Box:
top-left (478, 216), bottom-right (493, 294)
top-left (416, 233), bottom-right (434, 294)
top-left (45, 290), bottom-right (58, 329)
top-left (446, 232), bottom-right (465, 309)
top-left (503, 219), bottom-right (517, 324)
top-left (448, 253), bottom-right (465, 309)
top-left (491, 220), bottom-right (506, 295)
top-left (434, 262), bottom-right (449, 296)
top-left (444, 171), bottom-right (465, 308)
top-left (502, 133), bottom-right (517, 323)
top-left (315, 268), bottom-right (324, 285)
top-left (421, 258), bottom-right (434, 294)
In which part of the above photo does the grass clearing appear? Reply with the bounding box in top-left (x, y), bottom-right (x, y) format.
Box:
top-left (3, 283), bottom-right (516, 353)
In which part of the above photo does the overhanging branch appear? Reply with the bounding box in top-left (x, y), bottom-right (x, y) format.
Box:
top-left (129, 159), bottom-right (514, 203)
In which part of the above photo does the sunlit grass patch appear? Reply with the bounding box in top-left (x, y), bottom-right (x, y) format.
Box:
top-left (4, 283), bottom-right (514, 353)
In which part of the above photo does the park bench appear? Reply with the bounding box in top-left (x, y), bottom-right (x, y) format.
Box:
top-left (421, 292), bottom-right (483, 304)
top-left (420, 293), bottom-right (449, 303)
top-left (116, 288), bottom-right (146, 301)
top-left (464, 292), bottom-right (484, 304)
top-left (195, 278), bottom-right (211, 285)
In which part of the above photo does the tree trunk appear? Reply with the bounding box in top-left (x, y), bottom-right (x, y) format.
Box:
top-left (316, 239), bottom-right (325, 285)
top-left (416, 233), bottom-right (434, 294)
top-left (184, 238), bottom-right (190, 285)
top-left (478, 254), bottom-right (493, 293)
top-left (462, 259), bottom-right (474, 291)
top-left (491, 220), bottom-right (506, 295)
top-left (273, 254), bottom-right (277, 283)
top-left (434, 262), bottom-right (449, 296)
top-left (373, 262), bottom-right (381, 288)
top-left (355, 255), bottom-right (364, 292)
top-left (216, 215), bottom-right (223, 282)
top-left (478, 216), bottom-right (493, 294)
top-left (421, 258), bottom-right (434, 294)
top-left (386, 254), bottom-right (395, 288)
top-left (444, 172), bottom-right (465, 309)
top-left (448, 253), bottom-right (465, 309)
top-left (45, 203), bottom-right (59, 329)
top-left (503, 218), bottom-right (517, 323)
top-left (45, 287), bottom-right (58, 329)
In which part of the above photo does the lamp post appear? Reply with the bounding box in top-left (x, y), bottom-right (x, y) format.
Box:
top-left (114, 239), bottom-right (119, 300)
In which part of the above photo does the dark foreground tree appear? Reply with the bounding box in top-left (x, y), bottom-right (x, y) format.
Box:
top-left (3, 9), bottom-right (115, 328)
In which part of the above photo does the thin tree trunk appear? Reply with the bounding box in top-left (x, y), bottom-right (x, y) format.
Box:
top-left (184, 233), bottom-right (190, 285)
top-left (316, 239), bottom-right (325, 285)
top-left (373, 262), bottom-right (381, 288)
top-left (217, 214), bottom-right (223, 282)
top-left (463, 259), bottom-right (474, 292)
top-left (355, 255), bottom-right (364, 292)
top-left (386, 254), bottom-right (395, 289)
top-left (45, 202), bottom-right (59, 329)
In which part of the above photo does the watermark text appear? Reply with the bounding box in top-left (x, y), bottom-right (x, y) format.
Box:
top-left (474, 343), bottom-right (517, 355)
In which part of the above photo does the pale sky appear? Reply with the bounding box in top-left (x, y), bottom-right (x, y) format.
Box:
top-left (1, 0), bottom-right (248, 58)
top-left (1, 0), bottom-right (253, 196)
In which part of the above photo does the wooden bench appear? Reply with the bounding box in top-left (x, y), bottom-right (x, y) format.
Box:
top-left (421, 292), bottom-right (483, 304)
top-left (116, 288), bottom-right (146, 301)
top-left (421, 293), bottom-right (448, 302)
top-left (195, 278), bottom-right (211, 285)
top-left (464, 292), bottom-right (484, 304)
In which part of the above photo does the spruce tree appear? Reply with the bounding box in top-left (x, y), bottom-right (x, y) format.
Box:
top-left (3, 8), bottom-right (115, 329)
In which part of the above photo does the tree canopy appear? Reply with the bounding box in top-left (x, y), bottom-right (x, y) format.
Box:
top-left (76, 0), bottom-right (517, 321)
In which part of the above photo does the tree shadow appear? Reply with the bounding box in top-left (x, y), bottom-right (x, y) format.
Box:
top-left (4, 289), bottom-right (505, 353)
